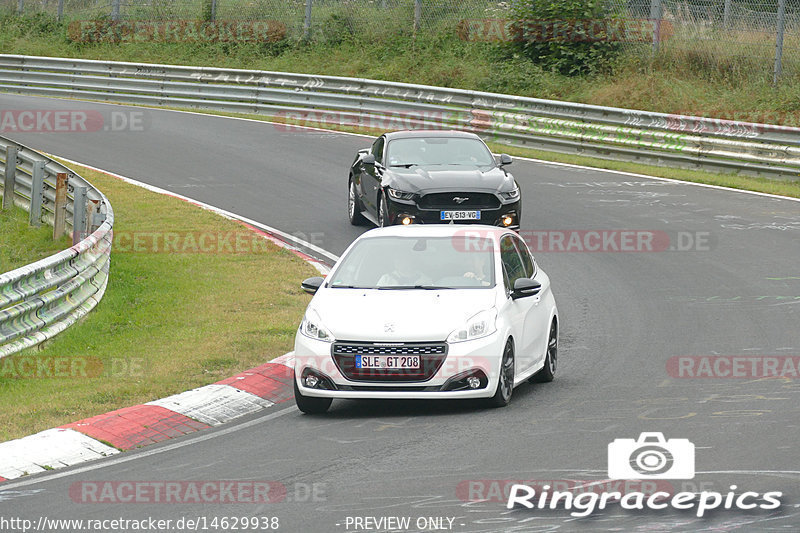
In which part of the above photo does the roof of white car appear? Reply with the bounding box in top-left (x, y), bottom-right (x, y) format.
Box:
top-left (359, 224), bottom-right (510, 240)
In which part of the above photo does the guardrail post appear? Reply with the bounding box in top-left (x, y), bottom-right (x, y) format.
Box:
top-left (53, 172), bottom-right (69, 239)
top-left (2, 146), bottom-right (18, 211)
top-left (774, 0), bottom-right (787, 85)
top-left (29, 161), bottom-right (45, 227)
top-left (303, 0), bottom-right (312, 40)
top-left (72, 186), bottom-right (88, 245)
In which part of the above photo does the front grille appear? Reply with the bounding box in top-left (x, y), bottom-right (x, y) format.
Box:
top-left (417, 192), bottom-right (501, 210)
top-left (332, 341), bottom-right (447, 382)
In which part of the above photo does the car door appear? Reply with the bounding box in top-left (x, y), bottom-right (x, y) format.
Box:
top-left (511, 234), bottom-right (551, 371)
top-left (498, 234), bottom-right (546, 375)
top-left (360, 135), bottom-right (385, 215)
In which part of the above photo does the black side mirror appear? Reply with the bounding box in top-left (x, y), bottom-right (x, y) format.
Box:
top-left (499, 154), bottom-right (513, 166)
top-left (512, 278), bottom-right (541, 300)
top-left (301, 276), bottom-right (324, 295)
top-left (362, 153), bottom-right (376, 166)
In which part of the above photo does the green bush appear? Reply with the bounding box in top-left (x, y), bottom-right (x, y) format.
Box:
top-left (508, 0), bottom-right (622, 76)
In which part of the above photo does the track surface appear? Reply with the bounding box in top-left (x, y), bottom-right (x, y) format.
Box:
top-left (1, 94), bottom-right (799, 532)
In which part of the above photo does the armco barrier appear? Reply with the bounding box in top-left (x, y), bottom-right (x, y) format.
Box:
top-left (0, 135), bottom-right (113, 358)
top-left (0, 54), bottom-right (798, 180)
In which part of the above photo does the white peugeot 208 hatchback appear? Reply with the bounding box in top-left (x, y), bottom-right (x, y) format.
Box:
top-left (293, 224), bottom-right (559, 414)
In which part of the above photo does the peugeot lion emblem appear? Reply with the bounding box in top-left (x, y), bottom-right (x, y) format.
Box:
top-left (453, 197), bottom-right (469, 204)
top-left (384, 322), bottom-right (396, 333)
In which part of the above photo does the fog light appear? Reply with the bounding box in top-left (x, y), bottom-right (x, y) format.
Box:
top-left (467, 376), bottom-right (481, 389)
top-left (304, 375), bottom-right (320, 388)
top-left (501, 215), bottom-right (514, 227)
top-left (401, 216), bottom-right (412, 225)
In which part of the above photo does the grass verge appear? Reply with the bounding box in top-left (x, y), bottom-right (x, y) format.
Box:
top-left (0, 204), bottom-right (72, 273)
top-left (0, 162), bottom-right (316, 442)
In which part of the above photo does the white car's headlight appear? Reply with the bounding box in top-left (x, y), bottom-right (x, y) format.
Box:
top-left (299, 309), bottom-right (334, 343)
top-left (447, 308), bottom-right (497, 343)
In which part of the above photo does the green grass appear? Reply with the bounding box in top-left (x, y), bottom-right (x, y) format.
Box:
top-left (0, 162), bottom-right (316, 442)
top-left (0, 204), bottom-right (72, 273)
top-left (1, 12), bottom-right (799, 125)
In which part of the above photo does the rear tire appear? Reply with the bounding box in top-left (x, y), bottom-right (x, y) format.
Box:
top-left (294, 379), bottom-right (332, 414)
top-left (348, 179), bottom-right (367, 226)
top-left (487, 339), bottom-right (514, 408)
top-left (532, 319), bottom-right (557, 383)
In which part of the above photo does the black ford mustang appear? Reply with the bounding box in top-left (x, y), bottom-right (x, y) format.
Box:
top-left (348, 130), bottom-right (521, 229)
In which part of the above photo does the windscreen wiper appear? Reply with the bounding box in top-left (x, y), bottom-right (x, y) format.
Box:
top-left (377, 285), bottom-right (454, 290)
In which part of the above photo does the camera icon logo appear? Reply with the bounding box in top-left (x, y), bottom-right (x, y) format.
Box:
top-left (608, 432), bottom-right (695, 479)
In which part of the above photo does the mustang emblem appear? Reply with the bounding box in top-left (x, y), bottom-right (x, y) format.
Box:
top-left (453, 197), bottom-right (469, 204)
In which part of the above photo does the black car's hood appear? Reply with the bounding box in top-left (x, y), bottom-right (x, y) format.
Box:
top-left (385, 165), bottom-right (515, 193)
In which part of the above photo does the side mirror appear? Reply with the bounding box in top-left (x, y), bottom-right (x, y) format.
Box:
top-left (301, 276), bottom-right (324, 295)
top-left (361, 153), bottom-right (376, 166)
top-left (499, 154), bottom-right (513, 166)
top-left (511, 278), bottom-right (541, 300)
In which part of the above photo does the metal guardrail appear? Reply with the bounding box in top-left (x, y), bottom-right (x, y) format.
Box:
top-left (0, 54), bottom-right (798, 180)
top-left (0, 135), bottom-right (113, 358)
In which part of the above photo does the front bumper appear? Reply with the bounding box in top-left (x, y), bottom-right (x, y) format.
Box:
top-left (293, 331), bottom-right (504, 400)
top-left (386, 197), bottom-right (521, 230)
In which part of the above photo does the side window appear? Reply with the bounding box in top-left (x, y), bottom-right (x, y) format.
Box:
top-left (500, 235), bottom-right (526, 291)
top-left (371, 136), bottom-right (385, 164)
top-left (512, 235), bottom-right (535, 278)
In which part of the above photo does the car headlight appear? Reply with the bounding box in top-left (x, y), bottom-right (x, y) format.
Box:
top-left (447, 308), bottom-right (497, 343)
top-left (299, 309), bottom-right (334, 343)
top-left (386, 188), bottom-right (415, 201)
top-left (499, 186), bottom-right (520, 201)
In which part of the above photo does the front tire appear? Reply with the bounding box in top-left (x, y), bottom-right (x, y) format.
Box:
top-left (348, 179), bottom-right (367, 226)
top-left (378, 192), bottom-right (389, 227)
top-left (294, 379), bottom-right (332, 414)
top-left (487, 339), bottom-right (515, 408)
top-left (532, 319), bottom-right (557, 383)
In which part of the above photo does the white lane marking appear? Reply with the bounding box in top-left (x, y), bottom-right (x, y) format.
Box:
top-left (0, 405), bottom-right (298, 490)
top-left (7, 92), bottom-right (795, 204)
top-left (48, 155), bottom-right (340, 264)
top-left (0, 429), bottom-right (119, 481)
top-left (147, 384), bottom-right (275, 426)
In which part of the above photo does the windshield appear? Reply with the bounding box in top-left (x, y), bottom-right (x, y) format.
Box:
top-left (328, 236), bottom-right (496, 289)
top-left (385, 137), bottom-right (495, 168)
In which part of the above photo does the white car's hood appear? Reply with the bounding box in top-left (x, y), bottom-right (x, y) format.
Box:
top-left (311, 288), bottom-right (496, 342)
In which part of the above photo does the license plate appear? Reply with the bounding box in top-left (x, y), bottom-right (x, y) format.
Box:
top-left (355, 355), bottom-right (420, 369)
top-left (441, 210), bottom-right (481, 220)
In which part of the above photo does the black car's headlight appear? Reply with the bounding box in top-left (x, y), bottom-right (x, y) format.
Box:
top-left (386, 188), bottom-right (415, 201)
top-left (499, 186), bottom-right (520, 201)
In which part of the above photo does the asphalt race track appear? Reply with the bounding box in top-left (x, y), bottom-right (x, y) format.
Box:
top-left (1, 93), bottom-right (799, 532)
